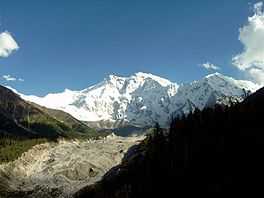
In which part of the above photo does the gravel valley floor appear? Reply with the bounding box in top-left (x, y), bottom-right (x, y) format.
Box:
top-left (0, 134), bottom-right (144, 198)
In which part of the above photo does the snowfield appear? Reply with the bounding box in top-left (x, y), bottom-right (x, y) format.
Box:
top-left (19, 72), bottom-right (260, 128)
top-left (0, 134), bottom-right (144, 198)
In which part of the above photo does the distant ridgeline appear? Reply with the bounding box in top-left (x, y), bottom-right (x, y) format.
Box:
top-left (74, 86), bottom-right (264, 196)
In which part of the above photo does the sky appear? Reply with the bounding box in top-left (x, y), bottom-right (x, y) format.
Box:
top-left (0, 0), bottom-right (263, 96)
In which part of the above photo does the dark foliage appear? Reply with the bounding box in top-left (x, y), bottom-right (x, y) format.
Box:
top-left (74, 87), bottom-right (264, 197)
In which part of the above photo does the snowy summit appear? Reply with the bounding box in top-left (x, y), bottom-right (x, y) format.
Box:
top-left (20, 72), bottom-right (259, 128)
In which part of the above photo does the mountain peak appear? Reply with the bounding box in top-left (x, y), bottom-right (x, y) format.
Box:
top-left (17, 72), bottom-right (259, 128)
top-left (103, 72), bottom-right (173, 88)
top-left (134, 72), bottom-right (172, 87)
top-left (134, 72), bottom-right (155, 77)
top-left (107, 74), bottom-right (126, 80)
top-left (204, 72), bottom-right (260, 92)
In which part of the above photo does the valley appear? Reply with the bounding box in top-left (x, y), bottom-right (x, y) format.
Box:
top-left (0, 134), bottom-right (144, 198)
top-left (1, 1), bottom-right (263, 196)
top-left (0, 72), bottom-right (262, 197)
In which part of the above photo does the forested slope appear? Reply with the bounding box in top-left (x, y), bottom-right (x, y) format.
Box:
top-left (75, 86), bottom-right (264, 197)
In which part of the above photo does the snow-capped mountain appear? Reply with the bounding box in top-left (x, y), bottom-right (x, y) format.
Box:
top-left (20, 72), bottom-right (259, 128)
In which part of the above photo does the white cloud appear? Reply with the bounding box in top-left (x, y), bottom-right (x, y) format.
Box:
top-left (3, 74), bottom-right (16, 81)
top-left (0, 31), bottom-right (19, 58)
top-left (200, 62), bottom-right (220, 70)
top-left (2, 74), bottom-right (24, 82)
top-left (232, 1), bottom-right (264, 85)
top-left (248, 67), bottom-right (264, 83)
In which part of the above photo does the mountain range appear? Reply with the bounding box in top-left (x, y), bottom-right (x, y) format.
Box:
top-left (73, 78), bottom-right (264, 198)
top-left (17, 72), bottom-right (259, 128)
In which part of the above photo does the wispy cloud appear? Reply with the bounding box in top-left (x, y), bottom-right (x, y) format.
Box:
top-left (200, 62), bottom-right (220, 71)
top-left (232, 1), bottom-right (264, 85)
top-left (0, 31), bottom-right (19, 58)
top-left (2, 74), bottom-right (24, 82)
top-left (3, 74), bottom-right (16, 81)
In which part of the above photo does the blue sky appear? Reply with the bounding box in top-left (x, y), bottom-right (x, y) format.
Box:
top-left (0, 0), bottom-right (262, 96)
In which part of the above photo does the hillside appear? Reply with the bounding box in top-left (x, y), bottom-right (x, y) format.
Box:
top-left (0, 85), bottom-right (97, 138)
top-left (74, 86), bottom-right (264, 197)
top-left (30, 103), bottom-right (100, 138)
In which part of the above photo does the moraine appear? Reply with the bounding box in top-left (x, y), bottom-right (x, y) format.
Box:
top-left (0, 134), bottom-right (144, 198)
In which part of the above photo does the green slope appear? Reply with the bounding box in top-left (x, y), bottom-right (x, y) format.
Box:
top-left (0, 85), bottom-right (101, 138)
